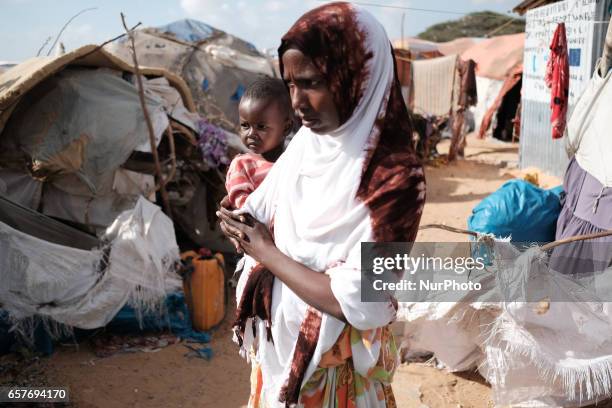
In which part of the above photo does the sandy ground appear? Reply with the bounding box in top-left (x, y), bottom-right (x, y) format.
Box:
top-left (1, 134), bottom-right (566, 408)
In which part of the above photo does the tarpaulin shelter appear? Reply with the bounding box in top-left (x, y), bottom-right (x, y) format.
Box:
top-left (408, 54), bottom-right (477, 160)
top-left (2, 44), bottom-right (237, 252)
top-left (0, 43), bottom-right (235, 339)
top-left (0, 62), bottom-right (16, 75)
top-left (393, 37), bottom-right (478, 91)
top-left (478, 63), bottom-right (523, 140)
top-left (0, 45), bottom-right (196, 229)
top-left (461, 33), bottom-right (525, 140)
top-left (106, 19), bottom-right (276, 132)
top-left (392, 37), bottom-right (478, 59)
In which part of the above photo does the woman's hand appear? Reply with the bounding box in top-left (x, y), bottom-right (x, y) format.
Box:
top-left (218, 207), bottom-right (345, 321)
top-left (217, 207), bottom-right (277, 263)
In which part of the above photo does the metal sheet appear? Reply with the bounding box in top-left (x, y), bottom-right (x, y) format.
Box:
top-left (520, 0), bottom-right (612, 177)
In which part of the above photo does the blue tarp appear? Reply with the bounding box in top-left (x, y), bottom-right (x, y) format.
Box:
top-left (1, 292), bottom-right (212, 358)
top-left (155, 19), bottom-right (258, 52)
top-left (468, 179), bottom-right (563, 243)
top-left (106, 292), bottom-right (211, 345)
top-left (157, 19), bottom-right (216, 43)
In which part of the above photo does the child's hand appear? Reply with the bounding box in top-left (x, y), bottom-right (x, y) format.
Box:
top-left (217, 209), bottom-right (276, 263)
top-left (218, 196), bottom-right (242, 253)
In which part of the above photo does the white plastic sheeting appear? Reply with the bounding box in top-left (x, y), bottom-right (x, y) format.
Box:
top-left (142, 76), bottom-right (200, 133)
top-left (106, 19), bottom-right (276, 128)
top-left (0, 68), bottom-right (167, 192)
top-left (203, 44), bottom-right (274, 77)
top-left (0, 169), bottom-right (42, 210)
top-left (472, 76), bottom-right (504, 135)
top-left (398, 239), bottom-right (612, 407)
top-left (0, 197), bottom-right (181, 331)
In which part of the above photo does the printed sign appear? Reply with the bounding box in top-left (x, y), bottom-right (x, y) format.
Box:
top-left (523, 0), bottom-right (606, 104)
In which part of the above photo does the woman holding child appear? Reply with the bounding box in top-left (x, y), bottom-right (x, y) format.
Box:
top-left (218, 2), bottom-right (426, 406)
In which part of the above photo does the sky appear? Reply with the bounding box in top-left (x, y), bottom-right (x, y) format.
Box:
top-left (0, 0), bottom-right (519, 62)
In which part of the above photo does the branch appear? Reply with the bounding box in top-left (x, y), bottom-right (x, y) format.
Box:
top-left (161, 125), bottom-right (177, 189)
top-left (121, 12), bottom-right (173, 219)
top-left (77, 22), bottom-right (142, 61)
top-left (36, 36), bottom-right (52, 57)
top-left (419, 223), bottom-right (478, 237)
top-left (541, 229), bottom-right (612, 251)
top-left (418, 224), bottom-right (612, 252)
top-left (47, 7), bottom-right (98, 56)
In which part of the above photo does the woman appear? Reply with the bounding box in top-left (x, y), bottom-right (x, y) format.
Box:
top-left (218, 3), bottom-right (425, 406)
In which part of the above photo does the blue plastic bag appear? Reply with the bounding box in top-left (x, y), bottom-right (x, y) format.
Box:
top-left (468, 179), bottom-right (563, 243)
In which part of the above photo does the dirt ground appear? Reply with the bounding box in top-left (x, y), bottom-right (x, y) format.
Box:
top-left (1, 134), bottom-right (565, 408)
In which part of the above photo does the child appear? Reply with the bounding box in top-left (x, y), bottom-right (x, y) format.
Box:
top-left (225, 76), bottom-right (294, 210)
top-left (225, 77), bottom-right (293, 291)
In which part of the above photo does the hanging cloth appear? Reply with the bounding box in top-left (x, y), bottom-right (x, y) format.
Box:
top-left (545, 23), bottom-right (569, 139)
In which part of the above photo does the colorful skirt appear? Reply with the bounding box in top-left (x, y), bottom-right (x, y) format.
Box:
top-left (248, 325), bottom-right (398, 408)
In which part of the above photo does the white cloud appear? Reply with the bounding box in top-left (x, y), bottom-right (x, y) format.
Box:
top-left (180, 0), bottom-right (217, 15)
top-left (264, 1), bottom-right (286, 12)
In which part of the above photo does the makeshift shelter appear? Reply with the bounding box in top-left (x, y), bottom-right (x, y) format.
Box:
top-left (408, 54), bottom-right (477, 160)
top-left (0, 44), bottom-right (234, 338)
top-left (106, 19), bottom-right (276, 132)
top-left (393, 37), bottom-right (478, 90)
top-left (461, 33), bottom-right (524, 141)
top-left (0, 62), bottom-right (16, 75)
top-left (392, 37), bottom-right (478, 59)
top-left (478, 63), bottom-right (523, 141)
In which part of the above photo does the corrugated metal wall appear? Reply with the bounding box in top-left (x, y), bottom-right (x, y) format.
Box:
top-left (520, 0), bottom-right (612, 178)
top-left (520, 101), bottom-right (568, 176)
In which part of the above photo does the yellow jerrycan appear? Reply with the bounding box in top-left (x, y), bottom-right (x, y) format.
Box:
top-left (180, 250), bottom-right (226, 331)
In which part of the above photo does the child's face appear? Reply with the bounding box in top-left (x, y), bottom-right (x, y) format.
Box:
top-left (238, 97), bottom-right (289, 155)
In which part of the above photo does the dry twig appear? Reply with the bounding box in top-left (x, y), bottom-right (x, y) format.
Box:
top-left (47, 7), bottom-right (98, 56)
top-left (76, 23), bottom-right (142, 61)
top-left (419, 223), bottom-right (478, 237)
top-left (121, 12), bottom-right (173, 218)
top-left (36, 36), bottom-right (52, 57)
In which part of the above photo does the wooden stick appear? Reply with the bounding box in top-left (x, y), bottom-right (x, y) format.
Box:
top-left (121, 12), bottom-right (173, 219)
top-left (541, 229), bottom-right (612, 251)
top-left (162, 125), bottom-right (177, 189)
top-left (77, 23), bottom-right (142, 61)
top-left (418, 224), bottom-right (612, 251)
top-left (171, 121), bottom-right (197, 146)
top-left (419, 223), bottom-right (478, 237)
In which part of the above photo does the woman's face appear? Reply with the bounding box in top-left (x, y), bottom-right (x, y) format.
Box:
top-left (282, 49), bottom-right (340, 134)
